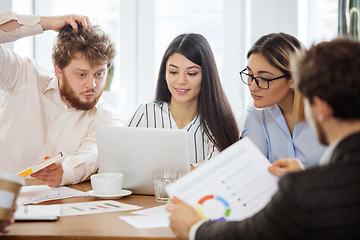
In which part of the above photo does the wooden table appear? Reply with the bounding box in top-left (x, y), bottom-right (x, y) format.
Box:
top-left (4, 179), bottom-right (180, 240)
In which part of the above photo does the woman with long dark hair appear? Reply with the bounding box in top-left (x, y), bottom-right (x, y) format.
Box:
top-left (128, 33), bottom-right (239, 166)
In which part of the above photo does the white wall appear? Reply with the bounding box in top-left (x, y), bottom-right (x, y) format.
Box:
top-left (0, 0), bottom-right (301, 122)
top-left (0, 0), bottom-right (11, 11)
top-left (250, 0), bottom-right (299, 44)
top-left (239, 0), bottom-right (299, 119)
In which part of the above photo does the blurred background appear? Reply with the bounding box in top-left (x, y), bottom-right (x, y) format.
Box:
top-left (0, 0), bottom-right (343, 128)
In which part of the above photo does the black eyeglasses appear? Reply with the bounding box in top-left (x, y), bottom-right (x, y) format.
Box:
top-left (239, 68), bottom-right (288, 89)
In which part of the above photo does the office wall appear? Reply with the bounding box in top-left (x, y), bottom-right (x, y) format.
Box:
top-left (0, 0), bottom-right (299, 122)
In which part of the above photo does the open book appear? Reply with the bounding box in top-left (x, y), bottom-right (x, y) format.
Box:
top-left (16, 152), bottom-right (66, 177)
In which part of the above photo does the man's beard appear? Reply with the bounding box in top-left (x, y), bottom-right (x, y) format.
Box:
top-left (59, 75), bottom-right (104, 111)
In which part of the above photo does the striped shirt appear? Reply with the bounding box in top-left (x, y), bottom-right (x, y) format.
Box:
top-left (128, 101), bottom-right (218, 164)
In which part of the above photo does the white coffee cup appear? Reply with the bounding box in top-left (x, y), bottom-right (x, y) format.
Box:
top-left (90, 173), bottom-right (123, 195)
top-left (0, 170), bottom-right (25, 221)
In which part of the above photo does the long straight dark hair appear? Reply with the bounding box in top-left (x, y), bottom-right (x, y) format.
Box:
top-left (155, 33), bottom-right (239, 151)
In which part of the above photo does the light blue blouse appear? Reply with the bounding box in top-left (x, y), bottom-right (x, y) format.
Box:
top-left (242, 101), bottom-right (326, 168)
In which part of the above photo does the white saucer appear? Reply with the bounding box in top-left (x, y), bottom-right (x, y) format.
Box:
top-left (86, 190), bottom-right (132, 199)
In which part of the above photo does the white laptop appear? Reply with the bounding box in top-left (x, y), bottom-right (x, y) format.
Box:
top-left (96, 126), bottom-right (191, 195)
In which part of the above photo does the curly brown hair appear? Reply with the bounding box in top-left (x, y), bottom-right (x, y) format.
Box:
top-left (51, 23), bottom-right (116, 70)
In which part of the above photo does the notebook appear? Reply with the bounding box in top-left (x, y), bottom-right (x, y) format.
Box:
top-left (96, 126), bottom-right (191, 195)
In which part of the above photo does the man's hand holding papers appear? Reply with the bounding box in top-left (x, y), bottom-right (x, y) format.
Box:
top-left (165, 137), bottom-right (306, 239)
top-left (30, 161), bottom-right (64, 187)
top-left (166, 197), bottom-right (202, 240)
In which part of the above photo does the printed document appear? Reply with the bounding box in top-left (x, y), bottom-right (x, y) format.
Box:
top-left (166, 137), bottom-right (279, 222)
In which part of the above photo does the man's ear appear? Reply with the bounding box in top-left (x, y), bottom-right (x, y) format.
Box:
top-left (312, 96), bottom-right (333, 123)
top-left (54, 64), bottom-right (63, 80)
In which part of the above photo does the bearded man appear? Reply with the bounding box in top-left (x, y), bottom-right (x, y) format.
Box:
top-left (0, 11), bottom-right (121, 187)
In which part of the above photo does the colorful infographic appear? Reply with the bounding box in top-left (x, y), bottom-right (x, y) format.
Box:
top-left (196, 194), bottom-right (231, 222)
top-left (166, 137), bottom-right (280, 222)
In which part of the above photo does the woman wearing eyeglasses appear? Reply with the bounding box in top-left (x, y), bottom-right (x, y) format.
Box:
top-left (241, 32), bottom-right (326, 168)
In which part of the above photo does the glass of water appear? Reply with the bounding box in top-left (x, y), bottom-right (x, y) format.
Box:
top-left (152, 167), bottom-right (179, 202)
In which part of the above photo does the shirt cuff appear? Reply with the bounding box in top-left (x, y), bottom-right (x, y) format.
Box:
top-left (0, 11), bottom-right (41, 27)
top-left (18, 24), bottom-right (43, 38)
top-left (189, 219), bottom-right (205, 240)
top-left (60, 162), bottom-right (76, 186)
top-left (16, 15), bottom-right (41, 27)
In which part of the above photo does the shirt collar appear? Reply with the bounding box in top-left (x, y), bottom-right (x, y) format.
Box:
top-left (44, 77), bottom-right (100, 110)
top-left (268, 104), bottom-right (292, 136)
top-left (44, 76), bottom-right (60, 93)
top-left (319, 137), bottom-right (343, 166)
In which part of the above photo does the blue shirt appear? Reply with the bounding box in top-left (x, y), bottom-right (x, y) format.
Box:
top-left (242, 101), bottom-right (326, 168)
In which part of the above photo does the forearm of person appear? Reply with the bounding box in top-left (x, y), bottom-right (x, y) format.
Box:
top-left (0, 19), bottom-right (21, 32)
top-left (0, 11), bottom-right (42, 43)
top-left (61, 152), bottom-right (98, 185)
top-left (1, 11), bottom-right (90, 45)
top-left (60, 128), bottom-right (105, 185)
top-left (61, 115), bottom-right (122, 185)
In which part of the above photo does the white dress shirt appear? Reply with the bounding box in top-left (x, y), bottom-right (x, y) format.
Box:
top-left (0, 11), bottom-right (122, 185)
top-left (128, 101), bottom-right (218, 164)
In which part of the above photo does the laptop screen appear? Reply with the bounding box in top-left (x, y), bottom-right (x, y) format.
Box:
top-left (96, 126), bottom-right (191, 195)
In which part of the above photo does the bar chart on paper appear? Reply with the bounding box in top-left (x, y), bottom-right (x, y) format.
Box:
top-left (61, 200), bottom-right (142, 216)
top-left (166, 137), bottom-right (279, 222)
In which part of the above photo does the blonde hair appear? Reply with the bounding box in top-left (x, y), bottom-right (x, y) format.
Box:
top-left (247, 32), bottom-right (305, 125)
top-left (292, 90), bottom-right (306, 124)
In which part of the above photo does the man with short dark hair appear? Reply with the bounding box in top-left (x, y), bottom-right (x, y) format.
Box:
top-left (166, 38), bottom-right (360, 239)
top-left (0, 11), bottom-right (121, 187)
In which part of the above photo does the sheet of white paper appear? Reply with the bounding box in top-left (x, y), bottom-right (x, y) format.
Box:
top-left (16, 204), bottom-right (61, 217)
top-left (131, 205), bottom-right (169, 217)
top-left (119, 216), bottom-right (169, 228)
top-left (17, 185), bottom-right (87, 205)
top-left (61, 200), bottom-right (142, 216)
top-left (15, 205), bottom-right (61, 220)
top-left (166, 137), bottom-right (279, 222)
